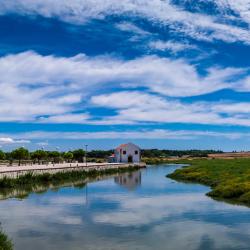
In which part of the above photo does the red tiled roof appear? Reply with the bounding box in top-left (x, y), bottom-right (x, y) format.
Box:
top-left (116, 143), bottom-right (128, 150)
top-left (115, 143), bottom-right (140, 150)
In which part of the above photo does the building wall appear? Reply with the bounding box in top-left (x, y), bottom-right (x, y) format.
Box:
top-left (115, 143), bottom-right (141, 163)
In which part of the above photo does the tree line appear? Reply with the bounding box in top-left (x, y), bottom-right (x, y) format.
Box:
top-left (141, 149), bottom-right (223, 158)
top-left (0, 148), bottom-right (114, 166)
top-left (0, 148), bottom-right (223, 165)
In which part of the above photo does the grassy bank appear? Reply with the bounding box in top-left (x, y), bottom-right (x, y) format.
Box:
top-left (167, 158), bottom-right (250, 206)
top-left (0, 229), bottom-right (12, 250)
top-left (143, 157), bottom-right (168, 165)
top-left (142, 157), bottom-right (182, 165)
top-left (0, 166), bottom-right (141, 190)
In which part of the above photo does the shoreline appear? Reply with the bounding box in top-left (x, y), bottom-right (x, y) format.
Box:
top-left (167, 158), bottom-right (250, 207)
top-left (0, 162), bottom-right (146, 179)
top-left (0, 164), bottom-right (145, 190)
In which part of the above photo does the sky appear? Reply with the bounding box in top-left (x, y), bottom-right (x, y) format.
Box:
top-left (0, 0), bottom-right (250, 151)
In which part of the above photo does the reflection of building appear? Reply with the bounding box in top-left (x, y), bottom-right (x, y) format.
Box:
top-left (114, 143), bottom-right (141, 163)
top-left (114, 171), bottom-right (141, 190)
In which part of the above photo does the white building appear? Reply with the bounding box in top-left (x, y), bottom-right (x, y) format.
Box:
top-left (114, 143), bottom-right (141, 163)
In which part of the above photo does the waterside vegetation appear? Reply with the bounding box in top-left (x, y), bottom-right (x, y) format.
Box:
top-left (167, 158), bottom-right (250, 206)
top-left (0, 228), bottom-right (12, 250)
top-left (0, 165), bottom-right (141, 190)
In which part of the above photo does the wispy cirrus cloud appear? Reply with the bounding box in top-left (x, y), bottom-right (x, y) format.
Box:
top-left (115, 22), bottom-right (150, 37)
top-left (1, 0), bottom-right (250, 45)
top-left (211, 0), bottom-right (250, 26)
top-left (148, 40), bottom-right (197, 53)
top-left (38, 113), bottom-right (90, 124)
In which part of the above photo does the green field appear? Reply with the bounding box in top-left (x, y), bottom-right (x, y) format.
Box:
top-left (167, 158), bottom-right (250, 206)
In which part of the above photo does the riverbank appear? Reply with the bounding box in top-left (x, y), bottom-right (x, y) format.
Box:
top-left (167, 158), bottom-right (250, 206)
top-left (0, 162), bottom-right (145, 178)
top-left (0, 164), bottom-right (143, 190)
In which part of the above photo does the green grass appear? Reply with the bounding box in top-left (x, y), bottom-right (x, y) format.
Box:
top-left (142, 157), bottom-right (174, 165)
top-left (0, 229), bottom-right (12, 250)
top-left (167, 158), bottom-right (250, 206)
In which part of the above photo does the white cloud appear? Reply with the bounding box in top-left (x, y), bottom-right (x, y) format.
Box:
top-left (212, 102), bottom-right (250, 114)
top-left (36, 141), bottom-right (49, 147)
top-left (38, 113), bottom-right (90, 124)
top-left (116, 22), bottom-right (151, 42)
top-left (116, 58), bottom-right (245, 97)
top-left (0, 137), bottom-right (30, 144)
top-left (148, 40), bottom-right (196, 53)
top-left (215, 0), bottom-right (250, 27)
top-left (237, 76), bottom-right (250, 92)
top-left (116, 22), bottom-right (150, 36)
top-left (0, 51), bottom-right (87, 121)
top-left (2, 129), bottom-right (250, 141)
top-left (91, 91), bottom-right (250, 127)
top-left (0, 51), bottom-right (248, 123)
top-left (1, 0), bottom-right (250, 44)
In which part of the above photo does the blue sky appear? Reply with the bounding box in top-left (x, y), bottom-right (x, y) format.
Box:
top-left (0, 0), bottom-right (250, 151)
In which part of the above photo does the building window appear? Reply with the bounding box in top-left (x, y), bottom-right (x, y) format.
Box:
top-left (123, 150), bottom-right (126, 155)
top-left (135, 150), bottom-right (138, 155)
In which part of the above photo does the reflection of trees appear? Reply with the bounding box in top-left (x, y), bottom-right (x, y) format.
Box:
top-left (0, 226), bottom-right (13, 250)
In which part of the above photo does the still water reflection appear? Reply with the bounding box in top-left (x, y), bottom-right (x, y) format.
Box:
top-left (1, 165), bottom-right (250, 250)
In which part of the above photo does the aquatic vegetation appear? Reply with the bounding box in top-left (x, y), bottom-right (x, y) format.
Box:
top-left (167, 158), bottom-right (250, 206)
top-left (0, 228), bottom-right (13, 250)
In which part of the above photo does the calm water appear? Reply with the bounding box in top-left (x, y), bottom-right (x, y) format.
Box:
top-left (1, 164), bottom-right (250, 250)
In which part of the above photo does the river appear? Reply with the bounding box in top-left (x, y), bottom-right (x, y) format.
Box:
top-left (1, 164), bottom-right (250, 250)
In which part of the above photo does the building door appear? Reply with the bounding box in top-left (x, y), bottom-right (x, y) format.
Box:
top-left (128, 155), bottom-right (133, 163)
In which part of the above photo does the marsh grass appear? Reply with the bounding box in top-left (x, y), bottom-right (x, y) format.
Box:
top-left (142, 157), bottom-right (174, 165)
top-left (0, 228), bottom-right (12, 250)
top-left (167, 158), bottom-right (250, 206)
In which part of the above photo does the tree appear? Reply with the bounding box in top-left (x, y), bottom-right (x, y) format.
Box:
top-left (48, 151), bottom-right (61, 164)
top-left (31, 150), bottom-right (48, 164)
top-left (72, 149), bottom-right (85, 162)
top-left (87, 150), bottom-right (113, 158)
top-left (11, 147), bottom-right (30, 166)
top-left (4, 152), bottom-right (11, 161)
top-left (0, 150), bottom-right (6, 160)
top-left (63, 152), bottom-right (73, 163)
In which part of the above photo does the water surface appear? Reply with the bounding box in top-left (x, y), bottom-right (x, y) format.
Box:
top-left (1, 164), bottom-right (250, 250)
